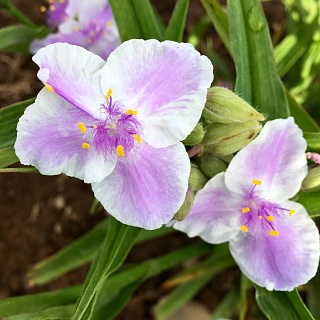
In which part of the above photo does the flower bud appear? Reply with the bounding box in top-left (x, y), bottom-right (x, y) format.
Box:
top-left (183, 122), bottom-right (205, 146)
top-left (189, 164), bottom-right (208, 192)
top-left (201, 121), bottom-right (262, 156)
top-left (301, 166), bottom-right (320, 192)
top-left (198, 152), bottom-right (228, 178)
top-left (203, 86), bottom-right (265, 124)
top-left (174, 185), bottom-right (194, 221)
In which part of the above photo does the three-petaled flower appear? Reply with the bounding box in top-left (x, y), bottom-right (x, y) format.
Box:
top-left (15, 40), bottom-right (213, 229)
top-left (172, 118), bottom-right (320, 291)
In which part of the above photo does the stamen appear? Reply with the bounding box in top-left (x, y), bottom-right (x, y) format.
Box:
top-left (259, 215), bottom-right (262, 219)
top-left (59, 0), bottom-right (65, 3)
top-left (107, 21), bottom-right (112, 28)
top-left (105, 88), bottom-right (113, 100)
top-left (43, 82), bottom-right (54, 93)
top-left (266, 216), bottom-right (274, 221)
top-left (126, 110), bottom-right (138, 115)
top-left (49, 4), bottom-right (55, 11)
top-left (241, 225), bottom-right (248, 232)
top-left (93, 125), bottom-right (97, 129)
top-left (82, 143), bottom-right (90, 149)
top-left (242, 207), bottom-right (250, 213)
top-left (270, 231), bottom-right (279, 236)
top-left (252, 180), bottom-right (262, 185)
top-left (78, 122), bottom-right (86, 134)
top-left (117, 145), bottom-right (125, 157)
top-left (87, 38), bottom-right (92, 44)
top-left (289, 210), bottom-right (295, 217)
top-left (74, 27), bottom-right (79, 32)
top-left (40, 6), bottom-right (46, 12)
top-left (133, 134), bottom-right (141, 144)
top-left (103, 31), bottom-right (107, 36)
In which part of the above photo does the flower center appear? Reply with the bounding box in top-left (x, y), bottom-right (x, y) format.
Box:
top-left (240, 180), bottom-right (295, 237)
top-left (78, 88), bottom-right (142, 157)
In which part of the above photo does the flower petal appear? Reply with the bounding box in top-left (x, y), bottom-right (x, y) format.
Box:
top-left (225, 117), bottom-right (308, 201)
top-left (172, 173), bottom-right (242, 243)
top-left (32, 43), bottom-right (106, 120)
top-left (100, 39), bottom-right (213, 148)
top-left (15, 88), bottom-right (117, 183)
top-left (92, 141), bottom-right (190, 229)
top-left (229, 201), bottom-right (319, 291)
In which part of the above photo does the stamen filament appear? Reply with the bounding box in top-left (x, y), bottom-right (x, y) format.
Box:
top-left (117, 145), bottom-right (125, 157)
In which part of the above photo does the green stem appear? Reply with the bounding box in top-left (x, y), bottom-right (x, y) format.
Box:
top-left (7, 3), bottom-right (36, 28)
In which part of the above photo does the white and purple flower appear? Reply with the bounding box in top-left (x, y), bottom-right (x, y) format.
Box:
top-left (15, 40), bottom-right (213, 229)
top-left (32, 0), bottom-right (120, 60)
top-left (172, 118), bottom-right (320, 291)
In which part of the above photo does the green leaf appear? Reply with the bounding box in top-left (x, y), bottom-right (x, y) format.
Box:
top-left (0, 147), bottom-right (19, 169)
top-left (228, 0), bottom-right (289, 119)
top-left (71, 218), bottom-right (140, 320)
top-left (240, 274), bottom-right (252, 320)
top-left (200, 0), bottom-right (232, 55)
top-left (0, 25), bottom-right (48, 53)
top-left (108, 0), bottom-right (143, 41)
top-left (307, 267), bottom-right (320, 319)
top-left (304, 132), bottom-right (320, 151)
top-left (255, 287), bottom-right (315, 320)
top-left (0, 167), bottom-right (38, 173)
top-left (29, 305), bottom-right (73, 320)
top-left (0, 98), bottom-right (35, 149)
top-left (295, 191), bottom-right (320, 218)
top-left (165, 0), bottom-right (190, 42)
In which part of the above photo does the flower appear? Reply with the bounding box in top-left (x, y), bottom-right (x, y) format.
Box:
top-left (172, 118), bottom-right (320, 290)
top-left (32, 0), bottom-right (121, 60)
top-left (15, 40), bottom-right (213, 229)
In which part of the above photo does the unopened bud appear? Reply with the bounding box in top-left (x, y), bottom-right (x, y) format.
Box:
top-left (301, 166), bottom-right (320, 192)
top-left (189, 164), bottom-right (208, 192)
top-left (201, 121), bottom-right (262, 156)
top-left (203, 87), bottom-right (265, 124)
top-left (174, 185), bottom-right (194, 221)
top-left (183, 122), bottom-right (205, 146)
top-left (198, 153), bottom-right (228, 178)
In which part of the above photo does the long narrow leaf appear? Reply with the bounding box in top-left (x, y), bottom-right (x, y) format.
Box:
top-left (0, 147), bottom-right (19, 169)
top-left (304, 132), bottom-right (320, 151)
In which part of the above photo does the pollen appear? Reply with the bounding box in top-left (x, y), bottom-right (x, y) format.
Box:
top-left (259, 215), bottom-right (262, 219)
top-left (241, 225), bottom-right (248, 232)
top-left (289, 210), bottom-right (295, 217)
top-left (43, 82), bottom-right (54, 93)
top-left (266, 216), bottom-right (274, 221)
top-left (126, 110), bottom-right (138, 115)
top-left (93, 125), bottom-right (97, 129)
top-left (78, 122), bottom-right (86, 134)
top-left (270, 230), bottom-right (279, 236)
top-left (40, 6), bottom-right (46, 12)
top-left (252, 180), bottom-right (262, 185)
top-left (117, 145), bottom-right (125, 157)
top-left (107, 21), bottom-right (112, 28)
top-left (49, 4), bottom-right (55, 11)
top-left (82, 143), bottom-right (90, 149)
top-left (105, 88), bottom-right (113, 100)
top-left (133, 134), bottom-right (141, 144)
top-left (73, 27), bottom-right (79, 32)
top-left (242, 207), bottom-right (250, 213)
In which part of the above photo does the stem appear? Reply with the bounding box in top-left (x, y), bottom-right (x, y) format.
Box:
top-left (187, 144), bottom-right (203, 158)
top-left (8, 3), bottom-right (37, 28)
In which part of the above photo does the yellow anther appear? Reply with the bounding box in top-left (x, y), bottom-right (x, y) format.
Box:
top-left (87, 38), bottom-right (92, 44)
top-left (82, 143), bottom-right (90, 149)
top-left (73, 26), bottom-right (79, 32)
top-left (105, 88), bottom-right (113, 100)
top-left (266, 216), bottom-right (274, 221)
top-left (40, 6), bottom-right (46, 12)
top-left (78, 122), bottom-right (86, 134)
top-left (289, 210), bottom-right (295, 217)
top-left (241, 225), bottom-right (248, 232)
top-left (252, 180), bottom-right (262, 185)
top-left (117, 145), bottom-right (125, 157)
top-left (103, 31), bottom-right (107, 36)
top-left (93, 20), bottom-right (97, 24)
top-left (59, 0), bottom-right (65, 3)
top-left (93, 125), bottom-right (97, 129)
top-left (43, 82), bottom-right (54, 93)
top-left (49, 4), bottom-right (55, 11)
top-left (107, 21), bottom-right (112, 28)
top-left (259, 215), bottom-right (262, 219)
top-left (48, 0), bottom-right (54, 3)
top-left (242, 207), bottom-right (250, 213)
top-left (133, 134), bottom-right (141, 144)
top-left (270, 230), bottom-right (279, 236)
top-left (126, 110), bottom-right (138, 115)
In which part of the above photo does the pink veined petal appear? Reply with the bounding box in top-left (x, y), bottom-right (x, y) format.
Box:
top-left (225, 117), bottom-right (308, 202)
top-left (100, 39), bottom-right (213, 148)
top-left (14, 88), bottom-right (117, 183)
top-left (91, 141), bottom-right (190, 230)
top-left (229, 201), bottom-right (319, 291)
top-left (172, 172), bottom-right (242, 244)
top-left (32, 43), bottom-right (106, 120)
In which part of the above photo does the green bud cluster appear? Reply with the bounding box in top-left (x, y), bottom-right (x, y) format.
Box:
top-left (301, 166), bottom-right (320, 192)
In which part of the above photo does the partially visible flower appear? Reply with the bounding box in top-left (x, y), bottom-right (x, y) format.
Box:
top-left (172, 118), bottom-right (320, 291)
top-left (15, 40), bottom-right (213, 230)
top-left (32, 0), bottom-right (120, 60)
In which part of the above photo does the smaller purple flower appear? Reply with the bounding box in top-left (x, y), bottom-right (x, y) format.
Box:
top-left (40, 0), bottom-right (69, 29)
top-left (172, 118), bottom-right (320, 291)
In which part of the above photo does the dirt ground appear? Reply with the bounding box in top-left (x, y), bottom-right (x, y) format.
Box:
top-left (0, 1), bottom-right (285, 319)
